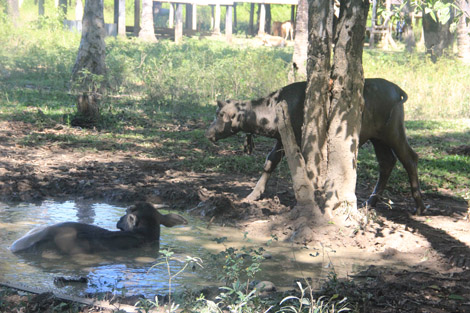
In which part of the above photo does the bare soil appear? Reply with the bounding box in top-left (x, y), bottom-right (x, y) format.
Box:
top-left (1, 120), bottom-right (470, 312)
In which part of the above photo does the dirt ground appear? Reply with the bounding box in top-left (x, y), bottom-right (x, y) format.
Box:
top-left (1, 120), bottom-right (470, 312)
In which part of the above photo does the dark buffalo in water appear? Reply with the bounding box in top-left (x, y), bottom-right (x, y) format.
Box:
top-left (206, 79), bottom-right (426, 215)
top-left (10, 202), bottom-right (187, 254)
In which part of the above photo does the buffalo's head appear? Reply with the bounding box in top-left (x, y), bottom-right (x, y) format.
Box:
top-left (205, 100), bottom-right (244, 142)
top-left (117, 202), bottom-right (187, 240)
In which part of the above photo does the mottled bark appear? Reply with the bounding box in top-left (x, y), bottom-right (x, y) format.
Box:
top-left (71, 0), bottom-right (107, 123)
top-left (457, 0), bottom-right (470, 62)
top-left (139, 0), bottom-right (157, 42)
top-left (302, 0), bottom-right (332, 203)
top-left (290, 0), bottom-right (308, 81)
top-left (325, 0), bottom-right (368, 213)
top-left (280, 0), bottom-right (368, 229)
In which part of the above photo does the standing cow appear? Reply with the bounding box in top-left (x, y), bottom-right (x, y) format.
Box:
top-left (206, 79), bottom-right (426, 215)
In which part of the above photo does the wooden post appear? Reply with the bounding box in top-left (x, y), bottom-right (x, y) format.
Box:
top-left (225, 5), bottom-right (232, 43)
top-left (192, 3), bottom-right (197, 31)
top-left (233, 3), bottom-right (237, 30)
top-left (214, 3), bottom-right (221, 34)
top-left (291, 4), bottom-right (295, 23)
top-left (186, 4), bottom-right (191, 29)
top-left (210, 5), bottom-right (214, 30)
top-left (118, 0), bottom-right (126, 36)
top-left (38, 0), bottom-right (45, 16)
top-left (175, 3), bottom-right (183, 43)
top-left (249, 3), bottom-right (254, 36)
top-left (169, 3), bottom-right (174, 28)
top-left (266, 4), bottom-right (271, 34)
top-left (134, 0), bottom-right (140, 36)
top-left (75, 0), bottom-right (83, 20)
top-left (258, 3), bottom-right (266, 36)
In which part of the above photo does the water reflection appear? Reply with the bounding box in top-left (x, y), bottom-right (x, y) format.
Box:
top-left (0, 200), bottom-right (409, 300)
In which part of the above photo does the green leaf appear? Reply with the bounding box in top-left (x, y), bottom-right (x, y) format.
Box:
top-left (448, 294), bottom-right (465, 301)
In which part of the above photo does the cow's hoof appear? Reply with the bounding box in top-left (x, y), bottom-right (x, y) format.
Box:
top-left (244, 193), bottom-right (260, 202)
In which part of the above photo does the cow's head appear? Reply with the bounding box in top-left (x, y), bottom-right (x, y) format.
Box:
top-left (205, 100), bottom-right (245, 142)
top-left (117, 202), bottom-right (187, 240)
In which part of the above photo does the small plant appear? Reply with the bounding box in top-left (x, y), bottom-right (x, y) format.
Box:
top-left (144, 249), bottom-right (203, 312)
top-left (278, 282), bottom-right (352, 313)
top-left (464, 190), bottom-right (470, 221)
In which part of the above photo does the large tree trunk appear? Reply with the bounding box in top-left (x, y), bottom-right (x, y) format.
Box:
top-left (279, 0), bottom-right (369, 240)
top-left (457, 0), bottom-right (470, 62)
top-left (139, 0), bottom-right (157, 42)
top-left (325, 0), bottom-right (368, 215)
top-left (290, 0), bottom-right (308, 81)
top-left (422, 4), bottom-right (454, 61)
top-left (71, 0), bottom-right (107, 125)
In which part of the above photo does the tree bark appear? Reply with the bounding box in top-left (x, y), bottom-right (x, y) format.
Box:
top-left (325, 0), bottom-right (368, 214)
top-left (290, 0), bottom-right (308, 81)
top-left (422, 3), bottom-right (454, 61)
top-left (403, 0), bottom-right (416, 52)
top-left (71, 0), bottom-right (107, 124)
top-left (457, 0), bottom-right (470, 62)
top-left (139, 0), bottom-right (157, 42)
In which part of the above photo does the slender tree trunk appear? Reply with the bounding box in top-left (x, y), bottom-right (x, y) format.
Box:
top-left (403, 0), bottom-right (416, 52)
top-left (369, 0), bottom-right (377, 48)
top-left (71, 0), bottom-right (107, 125)
top-left (249, 3), bottom-right (254, 36)
top-left (457, 0), bottom-right (470, 62)
top-left (290, 0), bottom-right (308, 81)
top-left (134, 0), bottom-right (140, 36)
top-left (382, 0), bottom-right (397, 49)
top-left (139, 0), bottom-right (157, 42)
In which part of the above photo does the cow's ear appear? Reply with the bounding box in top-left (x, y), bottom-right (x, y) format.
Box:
top-left (217, 100), bottom-right (225, 108)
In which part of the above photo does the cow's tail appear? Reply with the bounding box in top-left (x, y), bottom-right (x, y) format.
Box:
top-left (397, 85), bottom-right (408, 105)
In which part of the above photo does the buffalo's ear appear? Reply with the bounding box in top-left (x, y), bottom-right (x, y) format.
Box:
top-left (160, 213), bottom-right (188, 227)
top-left (128, 214), bottom-right (138, 228)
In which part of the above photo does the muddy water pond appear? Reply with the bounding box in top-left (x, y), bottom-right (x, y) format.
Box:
top-left (1, 200), bottom-right (408, 299)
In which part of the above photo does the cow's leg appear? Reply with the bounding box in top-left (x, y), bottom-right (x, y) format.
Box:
top-left (390, 135), bottom-right (426, 215)
top-left (245, 140), bottom-right (283, 201)
top-left (366, 139), bottom-right (397, 208)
